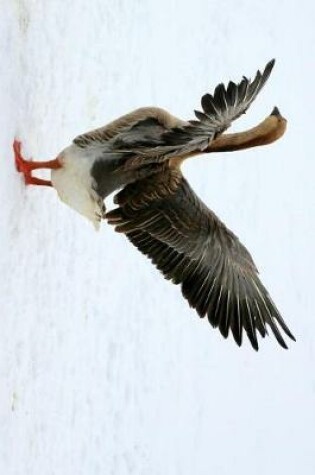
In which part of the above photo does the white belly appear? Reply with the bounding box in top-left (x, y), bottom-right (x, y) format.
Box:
top-left (51, 144), bottom-right (103, 230)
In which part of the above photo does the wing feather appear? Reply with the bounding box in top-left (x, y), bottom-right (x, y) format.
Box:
top-left (121, 60), bottom-right (276, 164)
top-left (106, 168), bottom-right (295, 350)
top-left (73, 61), bottom-right (276, 172)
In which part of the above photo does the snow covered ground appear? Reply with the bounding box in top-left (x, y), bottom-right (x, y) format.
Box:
top-left (0, 1), bottom-right (314, 474)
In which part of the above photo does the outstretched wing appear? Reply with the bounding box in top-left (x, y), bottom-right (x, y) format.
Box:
top-left (117, 59), bottom-right (276, 166)
top-left (106, 168), bottom-right (295, 350)
top-left (73, 61), bottom-right (275, 169)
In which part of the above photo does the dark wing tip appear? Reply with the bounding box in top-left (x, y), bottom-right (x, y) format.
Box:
top-left (266, 58), bottom-right (276, 70)
top-left (277, 336), bottom-right (289, 350)
top-left (286, 328), bottom-right (296, 342)
top-left (251, 339), bottom-right (259, 352)
top-left (259, 58), bottom-right (276, 85)
top-left (263, 58), bottom-right (276, 79)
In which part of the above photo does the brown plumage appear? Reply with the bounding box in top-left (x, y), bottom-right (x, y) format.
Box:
top-left (14, 59), bottom-right (295, 350)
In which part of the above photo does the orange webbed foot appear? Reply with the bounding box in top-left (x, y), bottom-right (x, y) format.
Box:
top-left (13, 139), bottom-right (31, 174)
top-left (13, 139), bottom-right (60, 187)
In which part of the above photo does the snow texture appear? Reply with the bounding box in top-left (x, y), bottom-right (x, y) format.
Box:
top-left (0, 1), bottom-right (314, 474)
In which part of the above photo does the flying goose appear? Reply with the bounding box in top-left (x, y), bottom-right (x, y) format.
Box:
top-left (14, 59), bottom-right (295, 350)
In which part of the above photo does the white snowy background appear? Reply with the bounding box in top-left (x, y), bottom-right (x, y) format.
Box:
top-left (1, 1), bottom-right (314, 474)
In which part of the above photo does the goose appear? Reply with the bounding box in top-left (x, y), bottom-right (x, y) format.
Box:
top-left (14, 59), bottom-right (295, 350)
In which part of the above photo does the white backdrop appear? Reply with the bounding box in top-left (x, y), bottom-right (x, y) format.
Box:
top-left (0, 1), bottom-right (314, 474)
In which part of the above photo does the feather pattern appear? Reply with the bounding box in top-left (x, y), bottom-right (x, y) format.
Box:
top-left (106, 169), bottom-right (295, 350)
top-left (118, 59), bottom-right (276, 165)
top-left (72, 61), bottom-right (275, 171)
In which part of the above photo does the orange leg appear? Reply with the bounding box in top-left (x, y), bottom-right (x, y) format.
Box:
top-left (13, 139), bottom-right (61, 187)
top-left (24, 175), bottom-right (53, 187)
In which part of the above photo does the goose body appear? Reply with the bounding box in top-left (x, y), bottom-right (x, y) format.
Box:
top-left (15, 60), bottom-right (295, 350)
